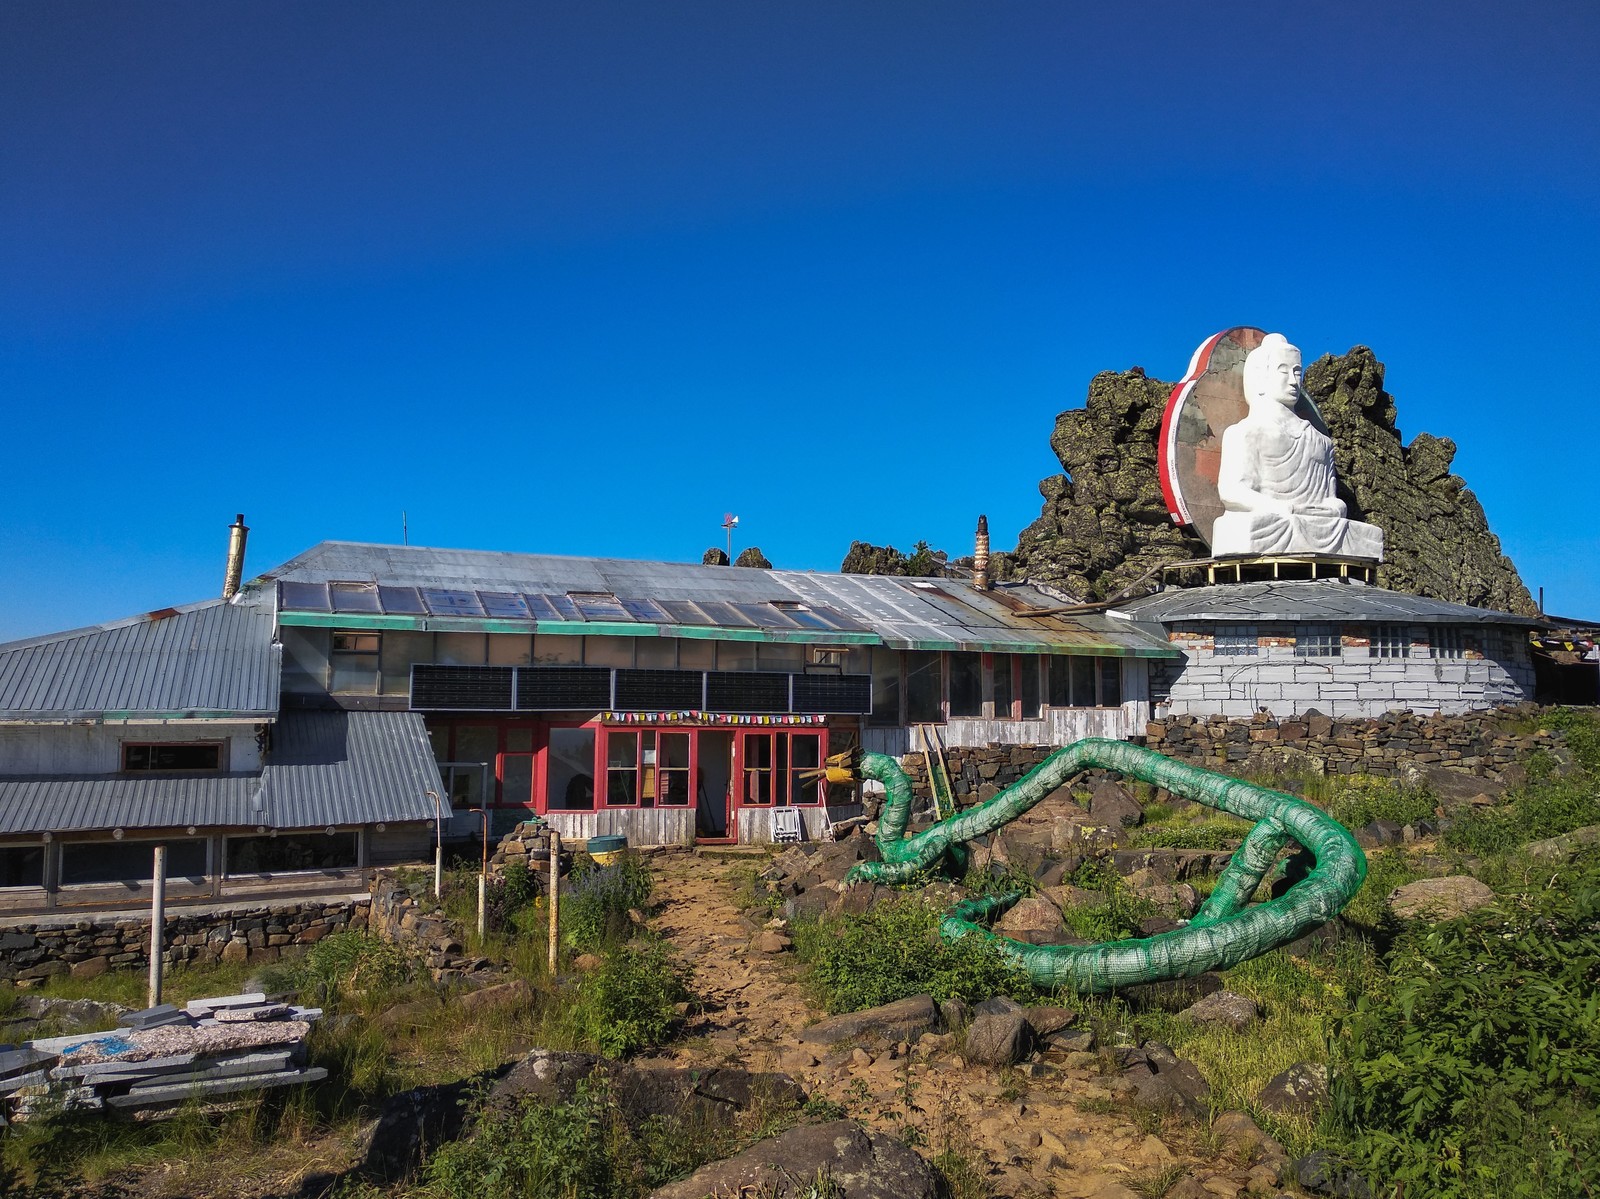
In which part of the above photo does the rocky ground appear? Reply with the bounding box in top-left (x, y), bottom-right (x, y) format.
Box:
top-left (637, 846), bottom-right (1296, 1199)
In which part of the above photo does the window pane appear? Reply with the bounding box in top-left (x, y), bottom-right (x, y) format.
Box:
top-left (505, 726), bottom-right (534, 752)
top-left (330, 654), bottom-right (379, 694)
top-left (1047, 657), bottom-right (1071, 707)
top-left (123, 743), bottom-right (222, 771)
top-left (1214, 627), bottom-right (1258, 657)
top-left (436, 633), bottom-right (487, 666)
top-left (226, 833), bottom-right (356, 876)
top-left (548, 728), bottom-right (596, 810)
top-left (454, 726), bottom-right (498, 765)
top-left (636, 639), bottom-right (677, 669)
top-left (534, 635), bottom-right (584, 665)
top-left (1020, 656), bottom-right (1041, 719)
top-left (280, 626), bottom-right (329, 694)
top-left (0, 845), bottom-right (44, 887)
top-left (677, 639), bottom-right (716, 670)
top-left (906, 651), bottom-right (942, 724)
top-left (501, 754), bottom-right (533, 806)
top-left (63, 839), bottom-right (207, 886)
top-left (717, 643), bottom-right (756, 672)
top-left (585, 637), bottom-right (636, 668)
top-left (608, 732), bottom-right (638, 768)
top-left (1071, 657), bottom-right (1095, 707)
top-left (992, 654), bottom-right (1013, 717)
top-left (488, 635), bottom-right (533, 667)
top-left (948, 653), bottom-right (982, 718)
top-left (382, 631), bottom-right (433, 695)
top-left (757, 642), bottom-right (803, 672)
top-left (869, 647), bottom-right (900, 727)
top-left (1098, 658), bottom-right (1122, 707)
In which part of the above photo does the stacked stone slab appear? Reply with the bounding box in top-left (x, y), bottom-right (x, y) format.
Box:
top-left (488, 820), bottom-right (555, 875)
top-left (6, 993), bottom-right (324, 1122)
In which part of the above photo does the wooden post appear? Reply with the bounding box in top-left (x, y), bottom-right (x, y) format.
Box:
top-left (477, 873), bottom-right (486, 941)
top-left (148, 845), bottom-right (167, 1008)
top-left (548, 831), bottom-right (560, 973)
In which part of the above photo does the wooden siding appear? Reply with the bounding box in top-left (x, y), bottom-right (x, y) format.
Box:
top-left (735, 807), bottom-right (832, 845)
top-left (542, 808), bottom-right (697, 848)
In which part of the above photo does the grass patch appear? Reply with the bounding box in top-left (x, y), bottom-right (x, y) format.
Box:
top-left (792, 894), bottom-right (1035, 1013)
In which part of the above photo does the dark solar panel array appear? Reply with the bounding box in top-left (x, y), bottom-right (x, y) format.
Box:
top-left (614, 669), bottom-right (704, 709)
top-left (792, 674), bottom-right (872, 715)
top-left (277, 581), bottom-right (865, 633)
top-left (410, 666), bottom-right (515, 711)
top-left (706, 671), bottom-right (791, 713)
top-left (515, 668), bottom-right (612, 711)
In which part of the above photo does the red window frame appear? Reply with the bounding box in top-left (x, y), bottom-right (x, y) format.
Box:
top-left (733, 728), bottom-right (829, 809)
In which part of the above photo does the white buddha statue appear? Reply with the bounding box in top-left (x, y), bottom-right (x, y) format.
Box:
top-left (1211, 334), bottom-right (1383, 559)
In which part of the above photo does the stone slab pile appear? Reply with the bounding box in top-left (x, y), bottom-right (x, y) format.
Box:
top-left (3, 992), bottom-right (325, 1123)
top-left (488, 820), bottom-right (556, 875)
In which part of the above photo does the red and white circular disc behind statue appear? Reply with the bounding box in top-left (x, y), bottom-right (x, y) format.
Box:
top-left (1157, 326), bottom-right (1332, 551)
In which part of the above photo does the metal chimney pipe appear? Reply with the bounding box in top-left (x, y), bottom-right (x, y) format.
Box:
top-left (222, 514), bottom-right (249, 599)
top-left (973, 514), bottom-right (990, 591)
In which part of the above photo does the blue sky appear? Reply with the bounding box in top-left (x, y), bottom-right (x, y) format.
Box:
top-left (2, 2), bottom-right (1596, 641)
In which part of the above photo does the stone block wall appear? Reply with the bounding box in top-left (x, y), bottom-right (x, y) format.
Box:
top-left (1150, 630), bottom-right (1535, 718)
top-left (1146, 707), bottom-right (1563, 780)
top-left (0, 898), bottom-right (368, 984)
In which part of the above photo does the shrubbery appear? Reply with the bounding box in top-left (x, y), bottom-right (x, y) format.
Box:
top-left (792, 894), bottom-right (1033, 1013)
top-left (564, 854), bottom-right (653, 951)
top-left (573, 942), bottom-right (692, 1058)
top-left (1332, 867), bottom-right (1600, 1198)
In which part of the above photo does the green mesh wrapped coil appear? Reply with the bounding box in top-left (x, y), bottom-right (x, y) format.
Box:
top-left (846, 739), bottom-right (1365, 992)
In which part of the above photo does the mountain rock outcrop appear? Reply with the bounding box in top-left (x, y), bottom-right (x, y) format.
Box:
top-left (1002, 348), bottom-right (1535, 615)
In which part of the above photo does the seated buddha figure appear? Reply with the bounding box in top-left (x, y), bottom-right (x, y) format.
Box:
top-left (1211, 334), bottom-right (1383, 559)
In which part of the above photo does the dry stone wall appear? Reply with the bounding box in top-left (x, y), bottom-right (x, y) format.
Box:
top-left (0, 897), bottom-right (368, 983)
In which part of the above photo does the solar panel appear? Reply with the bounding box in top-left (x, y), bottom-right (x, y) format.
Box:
top-left (377, 586), bottom-right (427, 615)
top-left (705, 671), bottom-right (790, 713)
top-left (695, 601), bottom-right (758, 628)
top-left (619, 597), bottom-right (672, 623)
top-left (516, 667), bottom-right (612, 710)
top-left (569, 592), bottom-right (632, 621)
top-left (792, 673), bottom-right (872, 714)
top-left (329, 582), bottom-right (382, 613)
top-left (421, 588), bottom-right (486, 617)
top-left (410, 665), bottom-right (515, 711)
top-left (615, 669), bottom-right (704, 709)
top-left (479, 591), bottom-right (532, 619)
top-left (734, 603), bottom-right (798, 629)
top-left (658, 600), bottom-right (714, 626)
top-left (279, 581), bottom-right (329, 612)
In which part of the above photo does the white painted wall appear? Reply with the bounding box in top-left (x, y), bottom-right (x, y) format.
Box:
top-left (1151, 642), bottom-right (1535, 718)
top-left (0, 723), bottom-right (264, 774)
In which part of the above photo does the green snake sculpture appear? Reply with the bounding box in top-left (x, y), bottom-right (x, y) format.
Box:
top-left (835, 738), bottom-right (1366, 993)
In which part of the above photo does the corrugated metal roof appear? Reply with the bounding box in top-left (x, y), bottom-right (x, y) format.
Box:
top-left (257, 541), bottom-right (1179, 658)
top-left (0, 595), bottom-right (280, 721)
top-left (260, 710), bottom-right (441, 828)
top-left (0, 711), bottom-right (440, 835)
top-left (1113, 579), bottom-right (1541, 627)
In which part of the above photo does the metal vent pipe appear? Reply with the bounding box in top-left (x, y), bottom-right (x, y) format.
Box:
top-left (973, 514), bottom-right (990, 591)
top-left (222, 513), bottom-right (249, 599)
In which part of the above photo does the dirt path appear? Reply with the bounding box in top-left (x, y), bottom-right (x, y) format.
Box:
top-left (641, 848), bottom-right (1251, 1199)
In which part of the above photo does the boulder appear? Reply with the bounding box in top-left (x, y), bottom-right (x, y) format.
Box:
top-left (1400, 764), bottom-right (1507, 809)
top-left (648, 1119), bottom-right (943, 1199)
top-left (1115, 1042), bottom-right (1210, 1119)
top-left (1178, 990), bottom-right (1259, 1033)
top-left (1090, 780), bottom-right (1143, 828)
top-left (458, 979), bottom-right (533, 1017)
top-left (492, 1050), bottom-right (804, 1128)
top-left (798, 994), bottom-right (941, 1045)
top-left (1117, 972), bottom-right (1224, 1013)
top-left (964, 1009), bottom-right (1030, 1066)
top-left (1022, 1005), bottom-right (1077, 1037)
top-left (1294, 1149), bottom-right (1373, 1199)
top-left (1256, 1062), bottom-right (1329, 1120)
top-left (1210, 1110), bottom-right (1287, 1167)
top-left (1526, 823), bottom-right (1600, 864)
top-left (356, 1068), bottom-right (508, 1179)
top-left (994, 896), bottom-right (1072, 945)
top-left (1387, 876), bottom-right (1495, 921)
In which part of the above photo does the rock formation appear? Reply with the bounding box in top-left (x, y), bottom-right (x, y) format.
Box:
top-left (733, 546), bottom-right (772, 569)
top-left (1003, 348), bottom-right (1535, 614)
top-left (839, 539), bottom-right (948, 576)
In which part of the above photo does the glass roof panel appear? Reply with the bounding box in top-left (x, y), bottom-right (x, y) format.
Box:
top-left (479, 591), bottom-right (532, 619)
top-left (694, 600), bottom-right (758, 628)
top-left (569, 592), bottom-right (632, 621)
top-left (734, 603), bottom-right (797, 628)
top-left (521, 594), bottom-right (563, 621)
top-left (658, 600), bottom-right (714, 625)
top-left (421, 588), bottom-right (486, 617)
top-left (620, 597), bottom-right (672, 623)
top-left (376, 586), bottom-right (427, 615)
top-left (540, 594), bottom-right (582, 621)
top-left (329, 582), bottom-right (382, 613)
top-left (279, 581), bottom-right (329, 612)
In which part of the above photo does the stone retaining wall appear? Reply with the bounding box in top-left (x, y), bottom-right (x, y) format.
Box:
top-left (1146, 707), bottom-right (1564, 780)
top-left (0, 897), bottom-right (369, 984)
top-left (890, 706), bottom-right (1565, 805)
